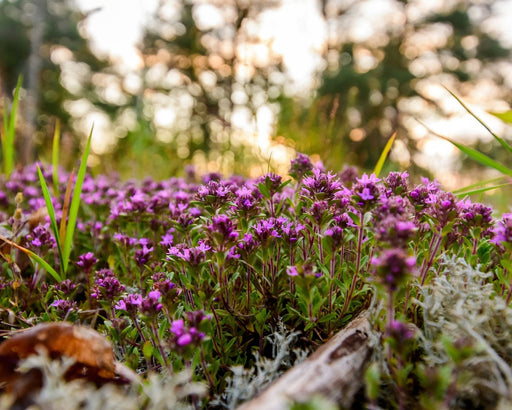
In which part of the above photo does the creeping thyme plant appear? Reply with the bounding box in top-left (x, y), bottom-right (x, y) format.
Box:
top-left (1, 152), bottom-right (512, 409)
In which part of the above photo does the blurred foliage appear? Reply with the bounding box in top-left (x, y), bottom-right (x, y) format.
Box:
top-left (0, 0), bottom-right (511, 183)
top-left (275, 0), bottom-right (512, 174)
top-left (118, 0), bottom-right (284, 177)
top-left (0, 0), bottom-right (110, 164)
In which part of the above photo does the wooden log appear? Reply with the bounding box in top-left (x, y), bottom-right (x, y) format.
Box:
top-left (238, 311), bottom-right (376, 410)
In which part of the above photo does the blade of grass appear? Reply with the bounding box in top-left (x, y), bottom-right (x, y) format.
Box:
top-left (417, 119), bottom-right (512, 178)
top-left (62, 126), bottom-right (93, 273)
top-left (59, 170), bottom-right (74, 245)
top-left (452, 176), bottom-right (509, 194)
top-left (0, 233), bottom-right (61, 282)
top-left (373, 131), bottom-right (396, 177)
top-left (489, 110), bottom-right (512, 125)
top-left (37, 165), bottom-right (64, 275)
top-left (444, 87), bottom-right (512, 156)
top-left (454, 182), bottom-right (512, 197)
top-left (52, 119), bottom-right (61, 197)
top-left (1, 75), bottom-right (22, 176)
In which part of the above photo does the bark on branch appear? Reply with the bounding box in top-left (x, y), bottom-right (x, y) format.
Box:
top-left (238, 311), bottom-right (376, 409)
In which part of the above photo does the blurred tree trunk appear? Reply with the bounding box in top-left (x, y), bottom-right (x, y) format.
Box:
top-left (22, 0), bottom-right (46, 165)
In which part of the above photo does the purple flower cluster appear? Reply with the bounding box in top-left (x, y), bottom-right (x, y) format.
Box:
top-left (372, 248), bottom-right (416, 292)
top-left (26, 223), bottom-right (56, 249)
top-left (1, 151), bottom-right (509, 398)
top-left (91, 269), bottom-right (125, 300)
top-left (492, 213), bottom-right (512, 246)
top-left (169, 310), bottom-right (211, 347)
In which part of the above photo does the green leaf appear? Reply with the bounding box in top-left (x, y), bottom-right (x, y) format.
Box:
top-left (62, 126), bottom-right (93, 273)
top-left (445, 87), bottom-right (512, 155)
top-left (0, 232), bottom-right (61, 282)
top-left (454, 182), bottom-right (512, 197)
top-left (422, 123), bottom-right (512, 178)
top-left (37, 165), bottom-right (64, 276)
top-left (489, 110), bottom-right (512, 125)
top-left (52, 119), bottom-right (61, 197)
top-left (452, 176), bottom-right (507, 194)
top-left (142, 340), bottom-right (153, 361)
top-left (373, 131), bottom-right (396, 177)
top-left (2, 75), bottom-right (22, 176)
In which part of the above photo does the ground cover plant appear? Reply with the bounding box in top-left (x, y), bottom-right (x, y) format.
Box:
top-left (0, 147), bottom-right (512, 409)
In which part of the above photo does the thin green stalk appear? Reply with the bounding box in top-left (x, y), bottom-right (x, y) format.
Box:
top-left (444, 87), bottom-right (512, 155)
top-left (52, 119), bottom-right (61, 197)
top-left (340, 210), bottom-right (365, 317)
top-left (1, 75), bottom-right (22, 176)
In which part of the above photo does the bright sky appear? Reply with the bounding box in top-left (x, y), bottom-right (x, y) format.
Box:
top-left (76, 0), bottom-right (327, 88)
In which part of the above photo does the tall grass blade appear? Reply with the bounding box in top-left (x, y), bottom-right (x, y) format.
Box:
top-left (445, 87), bottom-right (512, 156)
top-left (1, 75), bottom-right (22, 176)
top-left (0, 233), bottom-right (61, 282)
top-left (452, 176), bottom-right (508, 194)
top-left (37, 165), bottom-right (64, 274)
top-left (52, 119), bottom-right (61, 197)
top-left (59, 170), bottom-right (74, 245)
top-left (373, 131), bottom-right (396, 177)
top-left (454, 182), bottom-right (512, 197)
top-left (489, 110), bottom-right (512, 125)
top-left (62, 126), bottom-right (93, 273)
top-left (418, 119), bottom-right (512, 178)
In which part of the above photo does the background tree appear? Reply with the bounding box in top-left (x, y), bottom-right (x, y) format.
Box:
top-left (275, 0), bottom-right (512, 175)
top-left (107, 0), bottom-right (283, 177)
top-left (0, 0), bottom-right (110, 166)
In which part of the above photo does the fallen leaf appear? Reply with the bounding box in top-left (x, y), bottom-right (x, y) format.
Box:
top-left (0, 322), bottom-right (137, 404)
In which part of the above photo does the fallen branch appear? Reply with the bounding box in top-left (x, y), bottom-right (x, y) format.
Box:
top-left (238, 311), bottom-right (376, 409)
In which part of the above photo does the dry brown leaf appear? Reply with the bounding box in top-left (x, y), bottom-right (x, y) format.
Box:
top-left (0, 322), bottom-right (136, 403)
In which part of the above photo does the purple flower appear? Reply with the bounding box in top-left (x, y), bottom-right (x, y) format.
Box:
top-left (115, 293), bottom-right (143, 315)
top-left (324, 225), bottom-right (344, 248)
top-left (309, 200), bottom-right (330, 225)
top-left (289, 153), bottom-right (313, 181)
top-left (140, 290), bottom-right (162, 316)
top-left (114, 233), bottom-right (138, 247)
top-left (458, 200), bottom-right (493, 230)
top-left (253, 218), bottom-right (281, 244)
top-left (372, 249), bottom-right (416, 291)
top-left (196, 180), bottom-right (234, 207)
top-left (160, 230), bottom-right (174, 248)
top-left (169, 311), bottom-right (210, 348)
top-left (492, 213), bottom-right (512, 246)
top-left (383, 172), bottom-right (410, 196)
top-left (386, 319), bottom-right (416, 350)
top-left (302, 168), bottom-right (342, 200)
top-left (339, 165), bottom-right (359, 187)
top-left (135, 242), bottom-right (154, 267)
top-left (424, 191), bottom-right (459, 228)
top-left (152, 272), bottom-right (177, 296)
top-left (51, 299), bottom-right (78, 317)
top-left (76, 252), bottom-right (98, 274)
top-left (286, 266), bottom-right (299, 277)
top-left (167, 242), bottom-right (211, 266)
top-left (91, 269), bottom-right (125, 300)
top-left (208, 214), bottom-right (239, 244)
top-left (26, 223), bottom-right (56, 250)
top-left (257, 173), bottom-right (283, 197)
top-left (281, 221), bottom-right (305, 244)
top-left (353, 173), bottom-right (380, 209)
top-left (54, 279), bottom-right (77, 295)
